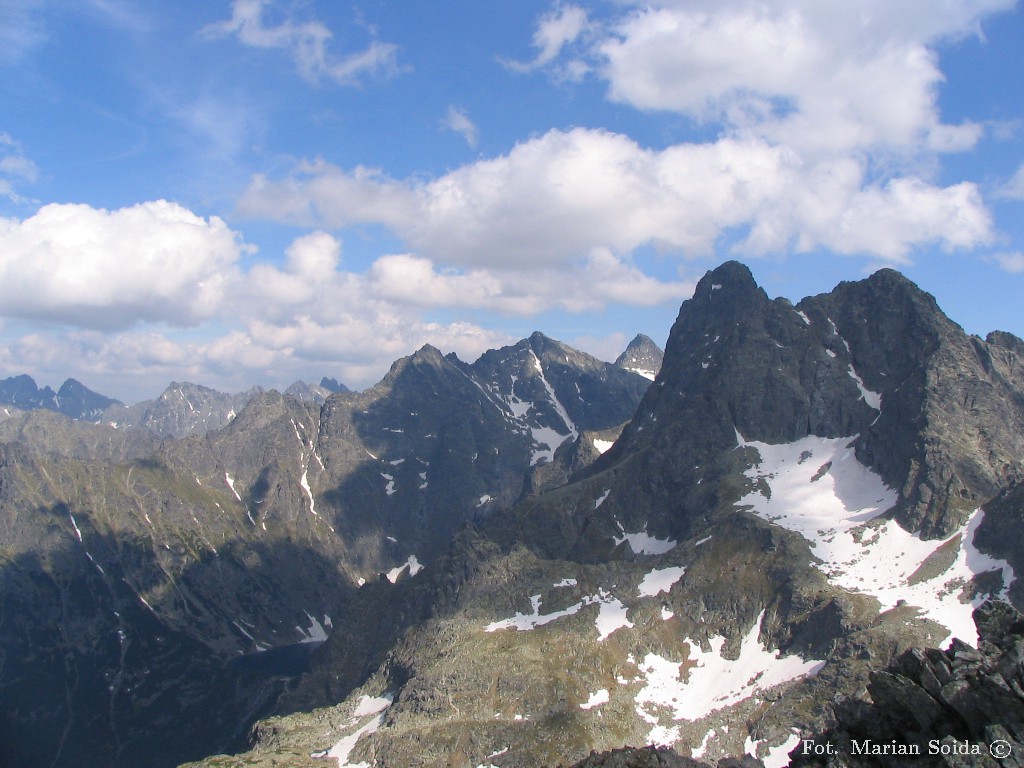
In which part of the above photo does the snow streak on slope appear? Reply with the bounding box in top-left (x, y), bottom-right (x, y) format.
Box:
top-left (846, 365), bottom-right (881, 410)
top-left (738, 434), bottom-right (1015, 645)
top-left (321, 693), bottom-right (394, 767)
top-left (635, 611), bottom-right (824, 731)
top-left (526, 350), bottom-right (578, 466)
top-left (485, 587), bottom-right (632, 641)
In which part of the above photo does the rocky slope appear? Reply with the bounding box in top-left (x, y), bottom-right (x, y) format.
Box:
top-left (0, 335), bottom-right (649, 768)
top-left (101, 381), bottom-right (263, 438)
top-left (790, 600), bottom-right (1024, 767)
top-left (188, 263), bottom-right (1024, 768)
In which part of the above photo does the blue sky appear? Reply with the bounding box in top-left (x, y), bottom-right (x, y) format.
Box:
top-left (1, 0), bottom-right (1022, 403)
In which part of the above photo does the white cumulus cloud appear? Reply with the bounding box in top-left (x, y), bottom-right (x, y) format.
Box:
top-left (0, 201), bottom-right (248, 329)
top-left (592, 0), bottom-right (1005, 155)
top-left (238, 127), bottom-right (993, 266)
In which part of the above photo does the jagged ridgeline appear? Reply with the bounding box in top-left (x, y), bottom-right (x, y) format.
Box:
top-left (177, 262), bottom-right (1022, 768)
top-left (0, 333), bottom-right (653, 768)
top-left (2, 262), bottom-right (1022, 768)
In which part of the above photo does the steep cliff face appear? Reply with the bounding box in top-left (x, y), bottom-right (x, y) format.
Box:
top-left (193, 263), bottom-right (1024, 768)
top-left (805, 270), bottom-right (1024, 539)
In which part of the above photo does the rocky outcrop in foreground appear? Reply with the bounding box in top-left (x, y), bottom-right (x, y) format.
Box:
top-left (792, 600), bottom-right (1024, 767)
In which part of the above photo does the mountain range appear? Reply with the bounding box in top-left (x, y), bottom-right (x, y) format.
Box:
top-left (2, 262), bottom-right (1022, 768)
top-left (0, 331), bottom-right (655, 768)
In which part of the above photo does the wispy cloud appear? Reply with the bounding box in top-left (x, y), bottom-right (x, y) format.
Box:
top-left (0, 133), bottom-right (39, 204)
top-left (0, 0), bottom-right (47, 63)
top-left (502, 4), bottom-right (591, 79)
top-left (996, 164), bottom-right (1024, 200)
top-left (202, 0), bottom-right (401, 86)
top-left (442, 106), bottom-right (478, 148)
top-left (992, 252), bottom-right (1024, 273)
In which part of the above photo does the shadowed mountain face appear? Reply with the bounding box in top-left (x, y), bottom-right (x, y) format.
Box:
top-left (0, 335), bottom-right (649, 768)
top-left (186, 262), bottom-right (1024, 768)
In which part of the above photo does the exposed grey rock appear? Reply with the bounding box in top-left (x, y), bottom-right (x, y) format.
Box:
top-left (805, 270), bottom-right (1024, 538)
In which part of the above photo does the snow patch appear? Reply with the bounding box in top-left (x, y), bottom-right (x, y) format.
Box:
top-left (321, 693), bottom-right (394, 767)
top-left (634, 611), bottom-right (824, 723)
top-left (757, 733), bottom-right (802, 768)
top-left (529, 425), bottom-right (568, 466)
top-left (738, 433), bottom-right (1015, 645)
top-left (692, 729), bottom-right (716, 759)
top-left (625, 367), bottom-right (656, 381)
top-left (68, 513), bottom-right (83, 543)
top-left (580, 689), bottom-right (609, 710)
top-left (485, 594), bottom-right (584, 633)
top-left (385, 555), bottom-right (423, 583)
top-left (637, 566), bottom-right (687, 597)
top-left (614, 522), bottom-right (677, 555)
top-left (593, 591), bottom-right (633, 640)
top-left (595, 489), bottom-right (611, 508)
top-left (485, 588), bottom-right (632, 641)
top-left (297, 612), bottom-right (329, 644)
top-left (593, 438), bottom-right (614, 453)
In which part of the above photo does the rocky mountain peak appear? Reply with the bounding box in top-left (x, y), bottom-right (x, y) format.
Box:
top-left (320, 376), bottom-right (350, 394)
top-left (986, 330), bottom-right (1024, 356)
top-left (0, 373), bottom-right (120, 421)
top-left (615, 334), bottom-right (664, 381)
top-left (692, 259), bottom-right (762, 300)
